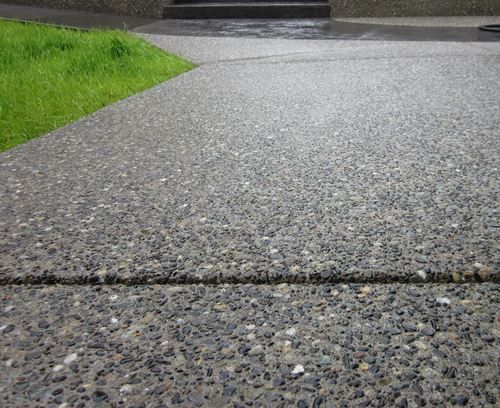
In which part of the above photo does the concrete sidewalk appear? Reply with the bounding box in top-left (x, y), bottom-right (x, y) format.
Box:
top-left (1, 37), bottom-right (498, 285)
top-left (0, 12), bottom-right (499, 408)
top-left (1, 284), bottom-right (498, 406)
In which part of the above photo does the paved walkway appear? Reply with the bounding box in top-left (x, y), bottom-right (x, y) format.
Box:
top-left (335, 16), bottom-right (500, 27)
top-left (0, 6), bottom-right (499, 407)
top-left (2, 36), bottom-right (498, 285)
top-left (135, 18), bottom-right (500, 42)
top-left (1, 3), bottom-right (500, 41)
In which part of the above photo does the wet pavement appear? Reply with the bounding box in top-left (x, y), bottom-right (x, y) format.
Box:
top-left (135, 18), bottom-right (500, 42)
top-left (335, 16), bottom-right (500, 27)
top-left (1, 3), bottom-right (500, 41)
top-left (1, 3), bottom-right (499, 407)
top-left (1, 36), bottom-right (499, 285)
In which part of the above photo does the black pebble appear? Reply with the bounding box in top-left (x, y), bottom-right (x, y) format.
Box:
top-left (91, 390), bottom-right (108, 403)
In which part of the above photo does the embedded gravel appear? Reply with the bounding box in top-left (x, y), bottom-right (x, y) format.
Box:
top-left (1, 284), bottom-right (498, 407)
top-left (0, 34), bottom-right (499, 408)
top-left (1, 39), bottom-right (498, 285)
top-left (140, 35), bottom-right (500, 64)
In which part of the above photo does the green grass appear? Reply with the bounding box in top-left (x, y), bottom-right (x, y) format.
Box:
top-left (0, 20), bottom-right (194, 151)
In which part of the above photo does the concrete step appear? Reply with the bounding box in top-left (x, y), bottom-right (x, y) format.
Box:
top-left (163, 3), bottom-right (331, 19)
top-left (175, 0), bottom-right (325, 3)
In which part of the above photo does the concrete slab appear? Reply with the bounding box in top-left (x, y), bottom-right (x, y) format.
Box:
top-left (134, 18), bottom-right (500, 42)
top-left (140, 34), bottom-right (500, 64)
top-left (0, 0), bottom-right (163, 18)
top-left (1, 39), bottom-right (498, 285)
top-left (0, 283), bottom-right (498, 406)
top-left (0, 8), bottom-right (498, 407)
top-left (335, 16), bottom-right (500, 28)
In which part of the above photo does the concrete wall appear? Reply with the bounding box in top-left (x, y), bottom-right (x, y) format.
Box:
top-left (1, 0), bottom-right (165, 18)
top-left (330, 0), bottom-right (500, 17)
top-left (5, 0), bottom-right (500, 18)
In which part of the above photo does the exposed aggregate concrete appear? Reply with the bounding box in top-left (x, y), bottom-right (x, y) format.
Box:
top-left (0, 32), bottom-right (498, 408)
top-left (139, 35), bottom-right (500, 65)
top-left (1, 40), bottom-right (499, 285)
top-left (0, 284), bottom-right (498, 407)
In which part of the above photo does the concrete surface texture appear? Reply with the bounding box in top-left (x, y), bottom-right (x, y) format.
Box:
top-left (0, 0), bottom-right (164, 18)
top-left (3, 0), bottom-right (500, 18)
top-left (133, 18), bottom-right (500, 42)
top-left (2, 4), bottom-right (500, 41)
top-left (330, 0), bottom-right (500, 17)
top-left (1, 37), bottom-right (499, 285)
top-left (0, 3), bottom-right (157, 29)
top-left (0, 12), bottom-right (499, 408)
top-left (162, 3), bottom-right (332, 20)
top-left (1, 284), bottom-right (498, 406)
top-left (334, 16), bottom-right (500, 27)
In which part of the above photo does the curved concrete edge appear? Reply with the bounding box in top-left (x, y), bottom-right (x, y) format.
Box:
top-left (133, 19), bottom-right (500, 43)
top-left (334, 16), bottom-right (500, 28)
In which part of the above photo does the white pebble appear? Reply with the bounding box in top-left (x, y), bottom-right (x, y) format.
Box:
top-left (120, 385), bottom-right (133, 395)
top-left (436, 297), bottom-right (451, 306)
top-left (285, 328), bottom-right (297, 336)
top-left (110, 317), bottom-right (118, 324)
top-left (53, 365), bottom-right (64, 372)
top-left (291, 364), bottom-right (305, 375)
top-left (64, 353), bottom-right (78, 365)
top-left (417, 270), bottom-right (427, 280)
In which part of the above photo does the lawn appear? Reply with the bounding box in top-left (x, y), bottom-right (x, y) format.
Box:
top-left (0, 20), bottom-right (194, 151)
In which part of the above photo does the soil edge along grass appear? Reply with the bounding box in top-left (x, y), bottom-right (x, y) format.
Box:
top-left (0, 20), bottom-right (194, 151)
